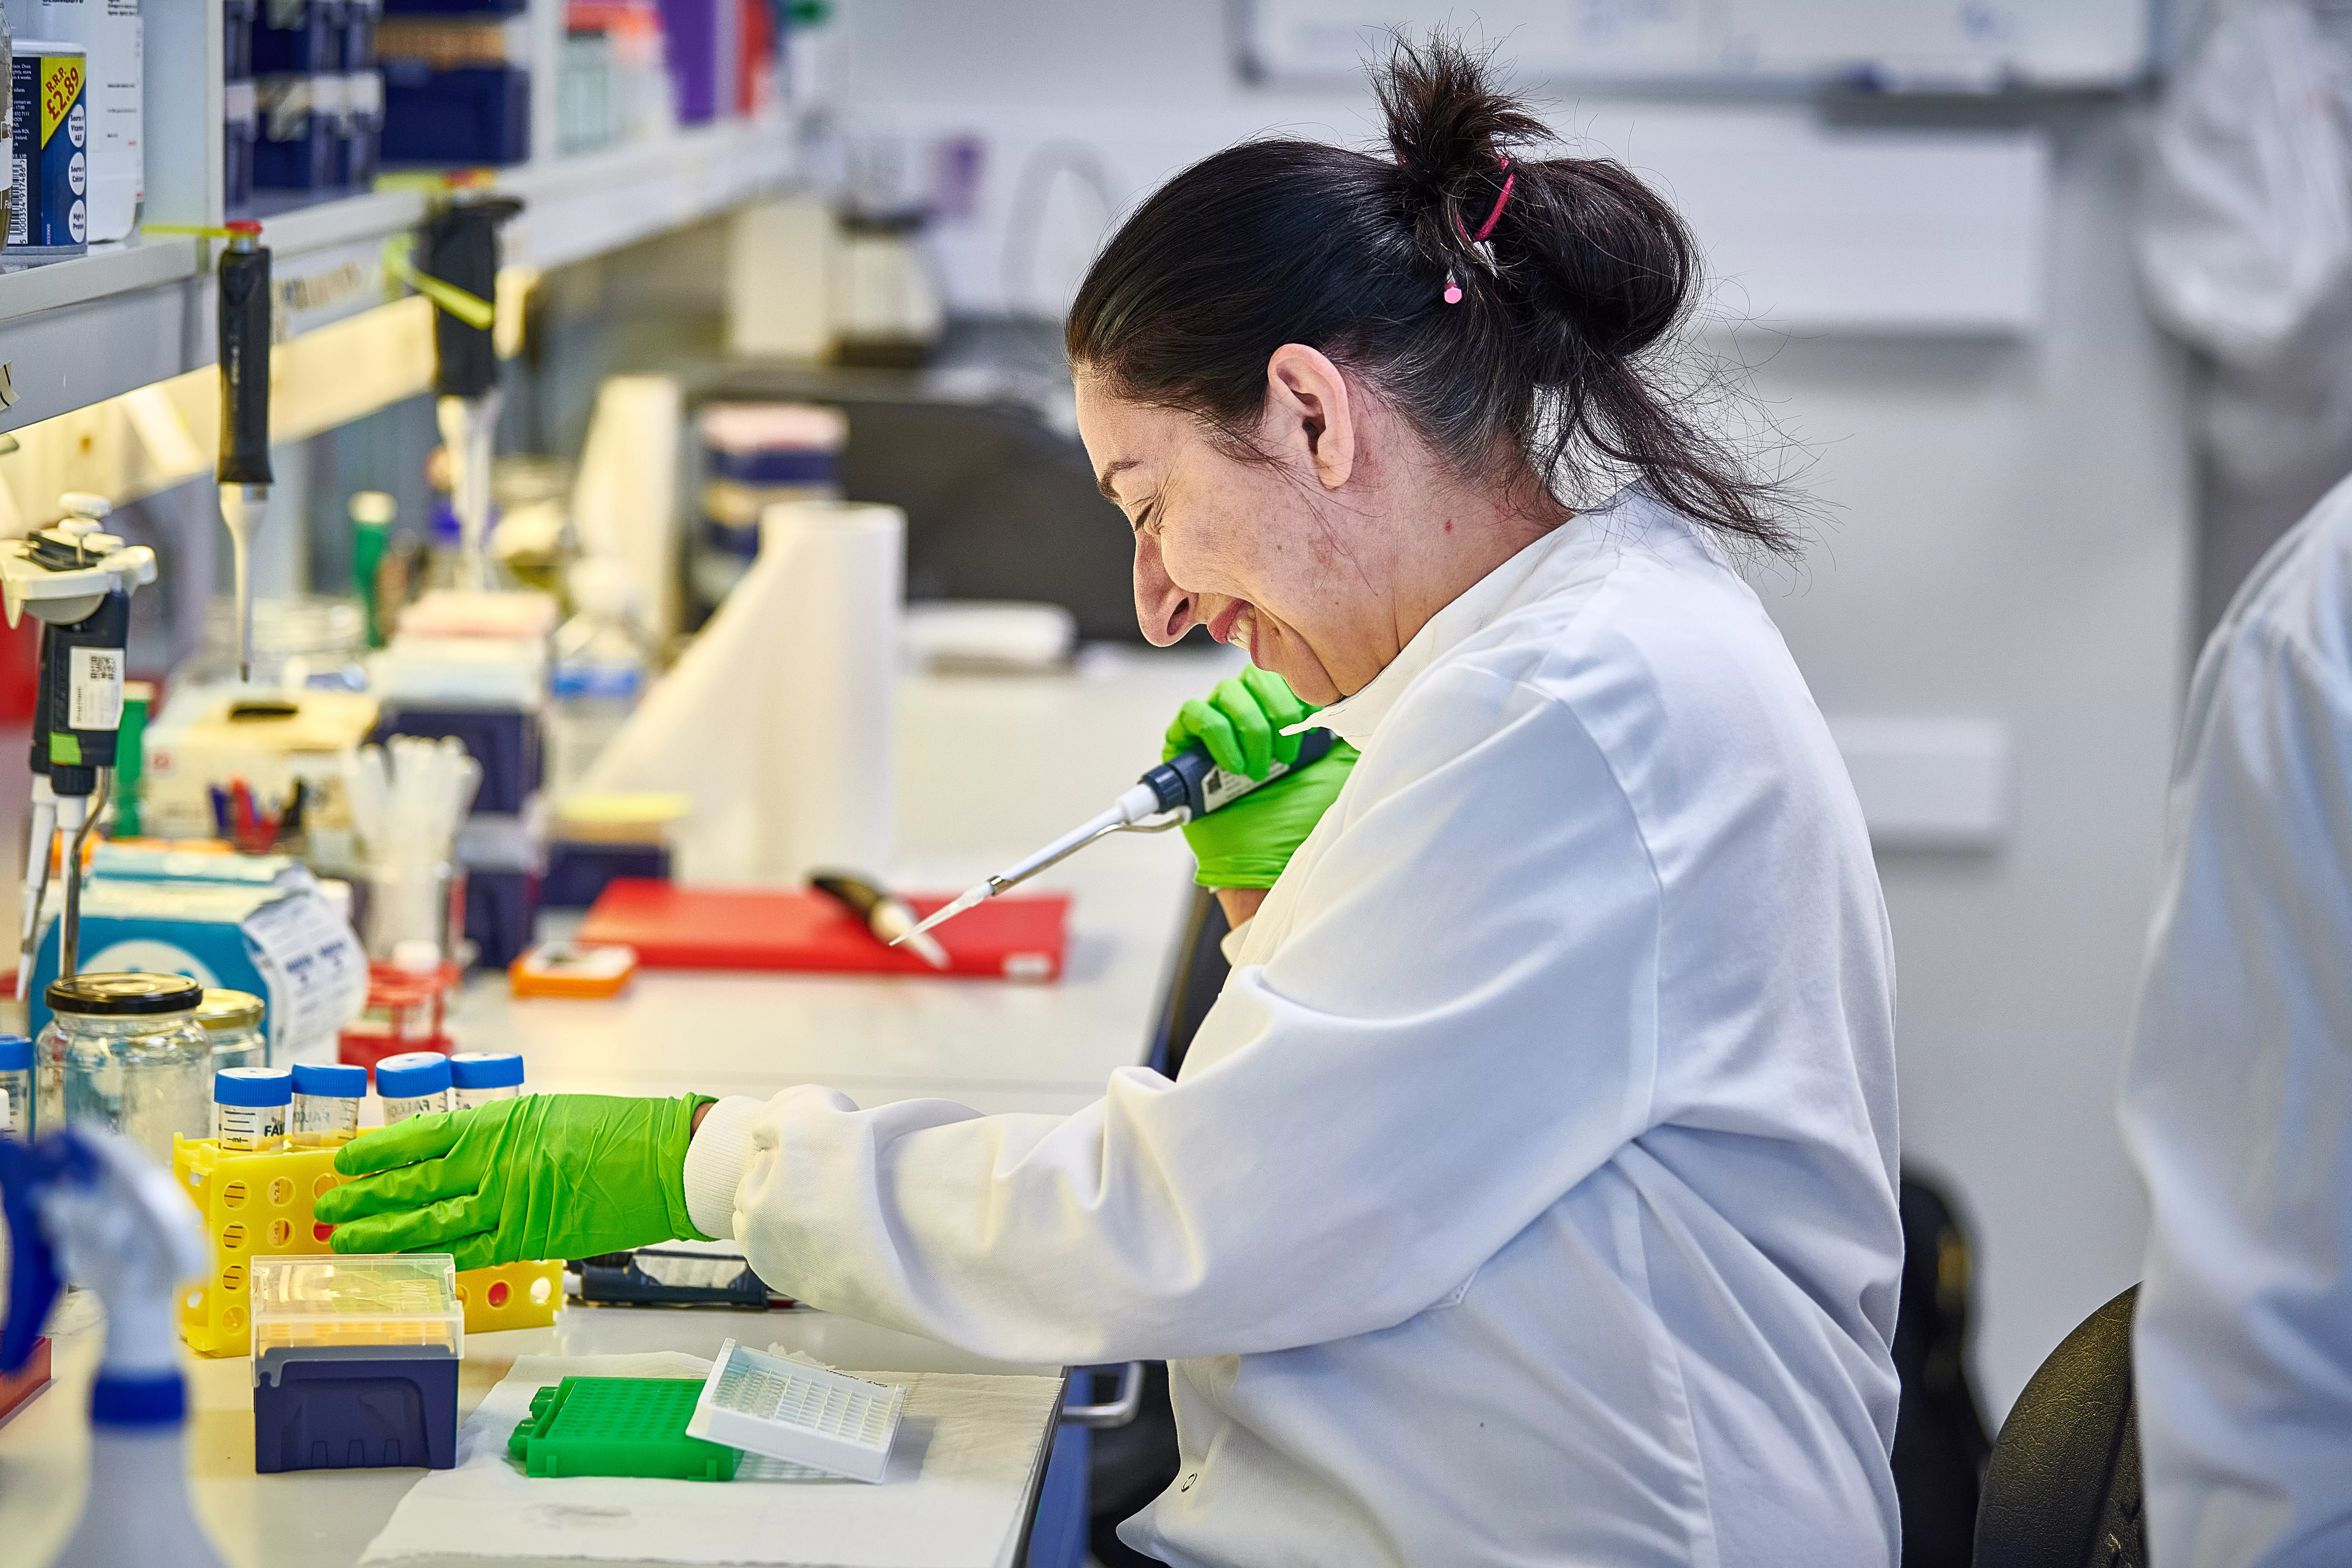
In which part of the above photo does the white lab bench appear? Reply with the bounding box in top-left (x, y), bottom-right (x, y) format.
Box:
top-left (0, 645), bottom-right (1237, 1568)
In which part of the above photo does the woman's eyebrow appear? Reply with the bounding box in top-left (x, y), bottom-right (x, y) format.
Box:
top-left (1097, 459), bottom-right (1140, 504)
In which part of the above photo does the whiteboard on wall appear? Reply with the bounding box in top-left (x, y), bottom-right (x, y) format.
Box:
top-left (1242, 1), bottom-right (2151, 90)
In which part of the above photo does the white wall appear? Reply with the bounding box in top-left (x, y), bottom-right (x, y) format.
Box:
top-left (838, 0), bottom-right (2194, 1416)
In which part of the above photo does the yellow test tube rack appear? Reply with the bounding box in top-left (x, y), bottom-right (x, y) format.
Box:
top-left (173, 1136), bottom-right (563, 1356)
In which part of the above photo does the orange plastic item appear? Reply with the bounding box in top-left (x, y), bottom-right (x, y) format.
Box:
top-left (509, 942), bottom-right (639, 999)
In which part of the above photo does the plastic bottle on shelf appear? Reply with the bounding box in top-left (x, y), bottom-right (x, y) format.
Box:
top-left (375, 1051), bottom-right (451, 1122)
top-left (291, 1061), bottom-right (365, 1143)
top-left (214, 1067), bottom-right (292, 1152)
top-left (448, 1051), bottom-right (522, 1110)
top-left (548, 557), bottom-right (654, 794)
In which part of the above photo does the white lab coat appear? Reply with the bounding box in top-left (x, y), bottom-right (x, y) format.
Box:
top-left (2119, 474), bottom-right (2352, 1568)
top-left (685, 488), bottom-right (1904, 1566)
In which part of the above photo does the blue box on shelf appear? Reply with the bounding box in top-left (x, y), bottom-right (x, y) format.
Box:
top-left (542, 842), bottom-right (668, 910)
top-left (252, 0), bottom-right (344, 75)
top-left (465, 867), bottom-right (540, 970)
top-left (254, 1348), bottom-right (459, 1473)
top-left (254, 74), bottom-right (340, 190)
top-left (382, 63), bottom-right (530, 166)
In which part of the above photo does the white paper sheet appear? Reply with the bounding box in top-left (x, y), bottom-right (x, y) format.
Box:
top-left (242, 888), bottom-right (371, 1061)
top-left (359, 1349), bottom-right (1063, 1568)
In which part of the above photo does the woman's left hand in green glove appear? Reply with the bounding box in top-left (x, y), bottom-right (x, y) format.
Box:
top-left (1165, 666), bottom-right (1359, 890)
top-left (313, 1093), bottom-right (711, 1270)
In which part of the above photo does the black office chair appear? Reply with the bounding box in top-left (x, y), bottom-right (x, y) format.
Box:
top-left (1972, 1285), bottom-right (2146, 1568)
top-left (1895, 1172), bottom-right (1995, 1567)
top-left (1083, 886), bottom-right (1230, 1566)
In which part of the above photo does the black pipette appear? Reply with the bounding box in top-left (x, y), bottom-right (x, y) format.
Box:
top-left (217, 219), bottom-right (272, 683)
top-left (894, 728), bottom-right (1337, 946)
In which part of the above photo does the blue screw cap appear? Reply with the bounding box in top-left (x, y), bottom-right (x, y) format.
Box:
top-left (447, 1051), bottom-right (524, 1090)
top-left (374, 1052), bottom-right (452, 1100)
top-left (291, 1061), bottom-right (367, 1098)
top-left (215, 1067), bottom-right (294, 1108)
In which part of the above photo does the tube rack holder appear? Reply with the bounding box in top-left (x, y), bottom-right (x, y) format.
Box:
top-left (173, 1136), bottom-right (563, 1355)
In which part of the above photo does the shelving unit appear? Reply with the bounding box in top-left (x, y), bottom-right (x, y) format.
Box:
top-left (0, 0), bottom-right (803, 474)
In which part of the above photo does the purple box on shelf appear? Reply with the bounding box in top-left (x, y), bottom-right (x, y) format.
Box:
top-left (656, 0), bottom-right (730, 123)
top-left (381, 63), bottom-right (530, 165)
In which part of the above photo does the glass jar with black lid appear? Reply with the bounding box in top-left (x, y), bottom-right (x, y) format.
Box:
top-left (39, 973), bottom-right (211, 1165)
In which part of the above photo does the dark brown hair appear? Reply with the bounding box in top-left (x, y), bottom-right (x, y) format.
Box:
top-left (1066, 34), bottom-right (1793, 554)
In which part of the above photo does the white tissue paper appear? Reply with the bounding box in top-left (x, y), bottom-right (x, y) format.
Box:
top-left (584, 499), bottom-right (905, 886)
top-left (357, 1348), bottom-right (1064, 1568)
top-left (573, 376), bottom-right (685, 644)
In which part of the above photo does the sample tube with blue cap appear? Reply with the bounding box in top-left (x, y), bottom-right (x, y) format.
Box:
top-left (448, 1051), bottom-right (522, 1110)
top-left (292, 1061), bottom-right (366, 1143)
top-left (0, 1034), bottom-right (31, 1136)
top-left (216, 1066), bottom-right (293, 1151)
top-left (376, 1051), bottom-right (451, 1121)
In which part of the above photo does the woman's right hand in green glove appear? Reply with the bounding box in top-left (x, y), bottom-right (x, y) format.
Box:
top-left (313, 1093), bottom-right (711, 1271)
top-left (1164, 666), bottom-right (1358, 891)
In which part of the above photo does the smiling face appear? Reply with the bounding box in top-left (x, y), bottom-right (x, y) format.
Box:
top-left (1075, 345), bottom-right (1564, 706)
top-left (1074, 346), bottom-right (1405, 705)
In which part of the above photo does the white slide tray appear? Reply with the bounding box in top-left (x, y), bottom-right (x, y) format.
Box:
top-left (686, 1338), bottom-right (907, 1484)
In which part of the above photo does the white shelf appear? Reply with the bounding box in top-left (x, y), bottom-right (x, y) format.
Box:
top-left (0, 111), bottom-right (798, 437)
top-left (499, 114), bottom-right (798, 273)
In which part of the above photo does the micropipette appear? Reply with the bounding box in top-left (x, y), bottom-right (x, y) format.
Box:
top-left (216, 220), bottom-right (272, 683)
top-left (422, 195), bottom-right (523, 592)
top-left (895, 727), bottom-right (1337, 946)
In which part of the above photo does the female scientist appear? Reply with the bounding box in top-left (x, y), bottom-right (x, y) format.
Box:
top-left (319, 39), bottom-right (1903, 1565)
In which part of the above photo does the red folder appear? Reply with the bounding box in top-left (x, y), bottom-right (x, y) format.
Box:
top-left (575, 879), bottom-right (1069, 981)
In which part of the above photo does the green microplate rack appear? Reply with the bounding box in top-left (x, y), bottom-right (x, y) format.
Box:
top-left (508, 1377), bottom-right (741, 1481)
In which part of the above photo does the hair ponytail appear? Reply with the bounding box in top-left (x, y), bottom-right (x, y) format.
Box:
top-left (1068, 32), bottom-right (1795, 555)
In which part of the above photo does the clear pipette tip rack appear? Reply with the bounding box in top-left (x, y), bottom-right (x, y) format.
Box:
top-left (685, 1339), bottom-right (905, 1484)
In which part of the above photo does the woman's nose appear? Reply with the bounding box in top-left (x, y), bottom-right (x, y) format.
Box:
top-left (1133, 532), bottom-right (1197, 647)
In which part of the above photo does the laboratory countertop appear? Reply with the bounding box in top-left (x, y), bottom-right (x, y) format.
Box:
top-left (5, 1297), bottom-right (1063, 1568)
top-left (0, 645), bottom-right (1238, 1567)
top-left (456, 645), bottom-right (1238, 1118)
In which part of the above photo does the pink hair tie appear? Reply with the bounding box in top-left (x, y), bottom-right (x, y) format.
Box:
top-left (1444, 156), bottom-right (1515, 304)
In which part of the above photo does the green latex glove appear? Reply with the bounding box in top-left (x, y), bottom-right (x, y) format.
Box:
top-left (1163, 666), bottom-right (1359, 890)
top-left (313, 1093), bottom-right (711, 1271)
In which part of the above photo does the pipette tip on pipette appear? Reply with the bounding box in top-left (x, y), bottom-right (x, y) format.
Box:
top-left (893, 882), bottom-right (992, 948)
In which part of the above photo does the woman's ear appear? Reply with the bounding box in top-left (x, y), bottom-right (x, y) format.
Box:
top-left (1263, 345), bottom-right (1356, 491)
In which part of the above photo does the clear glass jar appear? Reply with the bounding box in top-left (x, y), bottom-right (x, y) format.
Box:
top-left (360, 859), bottom-right (464, 964)
top-left (42, 974), bottom-right (211, 1167)
top-left (196, 987), bottom-right (267, 1070)
top-left (196, 989), bottom-right (268, 1137)
top-left (174, 594), bottom-right (369, 693)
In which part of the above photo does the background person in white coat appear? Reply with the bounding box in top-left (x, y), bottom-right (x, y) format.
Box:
top-left (2120, 469), bottom-right (2352, 1568)
top-left (319, 39), bottom-right (1905, 1565)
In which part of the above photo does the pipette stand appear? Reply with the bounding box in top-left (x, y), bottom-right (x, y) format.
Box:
top-left (175, 1136), bottom-right (563, 1356)
top-left (0, 505), bottom-right (158, 993)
